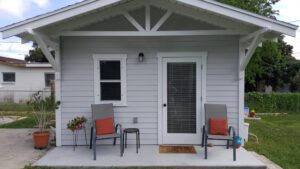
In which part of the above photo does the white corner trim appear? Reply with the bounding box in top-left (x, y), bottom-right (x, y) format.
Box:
top-left (93, 54), bottom-right (127, 107)
top-left (54, 44), bottom-right (62, 146)
top-left (201, 54), bottom-right (207, 126)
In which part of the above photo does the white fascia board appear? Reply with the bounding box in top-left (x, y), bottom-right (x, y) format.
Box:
top-left (177, 0), bottom-right (298, 37)
top-left (0, 0), bottom-right (122, 38)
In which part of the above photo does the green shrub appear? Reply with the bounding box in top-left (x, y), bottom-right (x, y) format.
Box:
top-left (245, 92), bottom-right (300, 113)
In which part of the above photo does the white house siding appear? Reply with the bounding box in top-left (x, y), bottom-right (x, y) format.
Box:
top-left (60, 36), bottom-right (239, 145)
top-left (0, 64), bottom-right (54, 103)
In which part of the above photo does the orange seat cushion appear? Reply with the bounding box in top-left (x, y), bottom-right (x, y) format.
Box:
top-left (209, 118), bottom-right (228, 136)
top-left (95, 117), bottom-right (114, 135)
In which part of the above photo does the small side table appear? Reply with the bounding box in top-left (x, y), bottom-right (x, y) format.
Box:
top-left (123, 128), bottom-right (140, 153)
top-left (72, 126), bottom-right (87, 151)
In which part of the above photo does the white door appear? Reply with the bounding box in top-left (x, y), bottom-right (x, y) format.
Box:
top-left (162, 57), bottom-right (202, 144)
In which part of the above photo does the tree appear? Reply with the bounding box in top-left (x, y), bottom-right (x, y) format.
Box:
top-left (25, 43), bottom-right (49, 63)
top-left (217, 0), bottom-right (279, 18)
top-left (218, 0), bottom-right (299, 92)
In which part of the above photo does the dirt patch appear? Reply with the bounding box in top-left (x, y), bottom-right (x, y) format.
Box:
top-left (0, 129), bottom-right (50, 169)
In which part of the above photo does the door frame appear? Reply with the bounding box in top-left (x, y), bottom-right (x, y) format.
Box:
top-left (157, 52), bottom-right (207, 145)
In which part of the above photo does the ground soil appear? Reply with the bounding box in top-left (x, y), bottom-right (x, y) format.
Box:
top-left (0, 129), bottom-right (49, 169)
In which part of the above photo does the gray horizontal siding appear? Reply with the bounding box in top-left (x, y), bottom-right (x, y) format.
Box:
top-left (60, 36), bottom-right (239, 145)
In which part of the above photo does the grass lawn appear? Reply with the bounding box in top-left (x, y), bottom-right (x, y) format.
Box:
top-left (0, 103), bottom-right (32, 111)
top-left (0, 111), bottom-right (37, 128)
top-left (0, 111), bottom-right (55, 128)
top-left (245, 114), bottom-right (300, 169)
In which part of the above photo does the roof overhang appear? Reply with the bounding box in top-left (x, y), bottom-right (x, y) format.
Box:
top-left (0, 0), bottom-right (297, 39)
top-left (177, 0), bottom-right (298, 37)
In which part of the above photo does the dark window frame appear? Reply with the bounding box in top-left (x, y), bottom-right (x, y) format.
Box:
top-left (2, 72), bottom-right (16, 83)
top-left (45, 73), bottom-right (55, 87)
top-left (99, 60), bottom-right (122, 101)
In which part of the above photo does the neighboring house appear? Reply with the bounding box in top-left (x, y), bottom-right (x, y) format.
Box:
top-left (0, 0), bottom-right (297, 146)
top-left (0, 56), bottom-right (54, 103)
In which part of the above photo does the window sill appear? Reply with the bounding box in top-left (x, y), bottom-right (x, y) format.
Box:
top-left (98, 101), bottom-right (127, 107)
top-left (1, 82), bottom-right (15, 85)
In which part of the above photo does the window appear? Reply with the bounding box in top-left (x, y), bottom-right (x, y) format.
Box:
top-left (45, 73), bottom-right (55, 87)
top-left (2, 72), bottom-right (15, 82)
top-left (93, 54), bottom-right (127, 106)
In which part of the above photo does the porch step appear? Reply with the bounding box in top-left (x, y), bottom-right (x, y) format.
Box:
top-left (35, 166), bottom-right (267, 169)
top-left (33, 146), bottom-right (267, 169)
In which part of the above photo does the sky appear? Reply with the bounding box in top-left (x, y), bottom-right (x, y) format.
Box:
top-left (0, 0), bottom-right (299, 60)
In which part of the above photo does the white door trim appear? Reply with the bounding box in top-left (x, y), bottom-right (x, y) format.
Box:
top-left (157, 52), bottom-right (207, 145)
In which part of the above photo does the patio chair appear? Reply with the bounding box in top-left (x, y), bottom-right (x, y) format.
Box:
top-left (90, 104), bottom-right (123, 160)
top-left (201, 104), bottom-right (236, 161)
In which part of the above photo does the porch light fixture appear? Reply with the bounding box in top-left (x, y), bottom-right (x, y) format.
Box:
top-left (138, 52), bottom-right (144, 62)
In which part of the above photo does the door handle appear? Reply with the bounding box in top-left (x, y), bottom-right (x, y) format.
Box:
top-left (163, 103), bottom-right (167, 107)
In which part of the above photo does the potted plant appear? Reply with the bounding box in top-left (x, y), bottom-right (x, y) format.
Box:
top-left (249, 109), bottom-right (256, 117)
top-left (27, 91), bottom-right (60, 149)
top-left (67, 116), bottom-right (87, 131)
top-left (234, 136), bottom-right (242, 148)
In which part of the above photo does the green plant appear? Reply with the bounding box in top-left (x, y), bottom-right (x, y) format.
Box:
top-left (245, 92), bottom-right (300, 113)
top-left (67, 116), bottom-right (87, 131)
top-left (27, 91), bottom-right (60, 132)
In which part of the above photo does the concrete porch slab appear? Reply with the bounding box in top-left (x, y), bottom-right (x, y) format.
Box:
top-left (34, 145), bottom-right (266, 168)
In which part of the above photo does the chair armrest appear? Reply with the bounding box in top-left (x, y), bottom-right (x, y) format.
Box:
top-left (228, 126), bottom-right (236, 137)
top-left (115, 123), bottom-right (122, 134)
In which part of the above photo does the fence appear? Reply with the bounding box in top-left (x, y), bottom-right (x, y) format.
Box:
top-left (0, 90), bottom-right (52, 104)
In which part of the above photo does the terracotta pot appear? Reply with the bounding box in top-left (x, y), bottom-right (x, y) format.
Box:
top-left (235, 144), bottom-right (241, 149)
top-left (249, 112), bottom-right (256, 117)
top-left (33, 131), bottom-right (50, 149)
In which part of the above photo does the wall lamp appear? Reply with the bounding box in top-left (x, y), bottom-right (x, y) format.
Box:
top-left (138, 52), bottom-right (144, 62)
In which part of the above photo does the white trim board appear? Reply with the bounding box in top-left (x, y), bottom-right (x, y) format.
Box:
top-left (157, 52), bottom-right (207, 144)
top-left (60, 30), bottom-right (244, 37)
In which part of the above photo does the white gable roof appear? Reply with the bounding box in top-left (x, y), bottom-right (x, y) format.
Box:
top-left (0, 0), bottom-right (298, 38)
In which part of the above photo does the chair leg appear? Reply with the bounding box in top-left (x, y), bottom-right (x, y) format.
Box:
top-left (138, 131), bottom-right (140, 148)
top-left (89, 127), bottom-right (93, 149)
top-left (120, 135), bottom-right (123, 157)
top-left (113, 138), bottom-right (116, 146)
top-left (122, 133), bottom-right (125, 154)
top-left (227, 140), bottom-right (229, 149)
top-left (201, 126), bottom-right (205, 147)
top-left (125, 132), bottom-right (127, 148)
top-left (204, 136), bottom-right (208, 159)
top-left (233, 139), bottom-right (236, 161)
top-left (93, 134), bottom-right (96, 160)
top-left (136, 132), bottom-right (138, 153)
